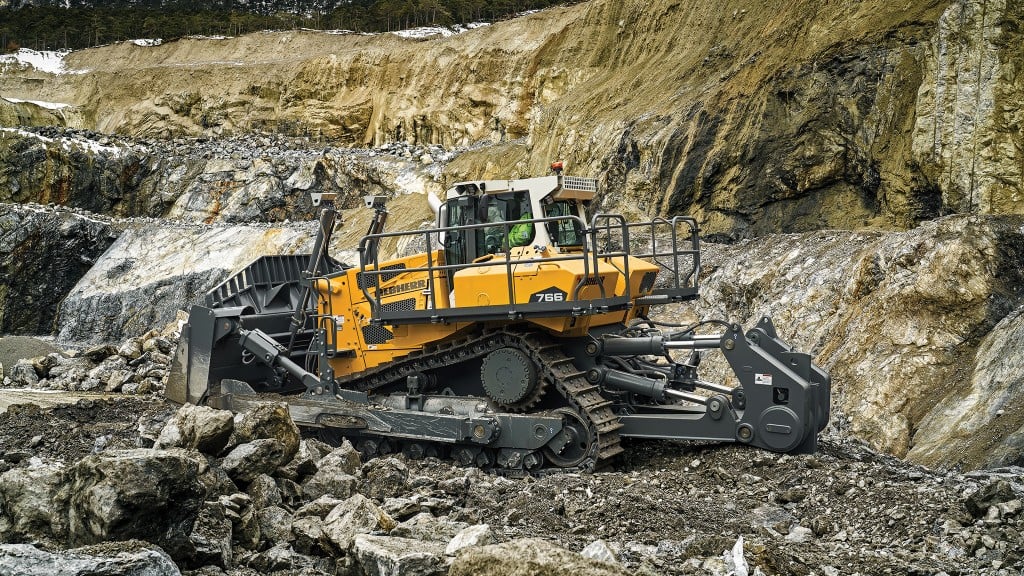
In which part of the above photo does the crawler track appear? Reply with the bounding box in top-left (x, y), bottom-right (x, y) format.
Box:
top-left (320, 327), bottom-right (622, 474)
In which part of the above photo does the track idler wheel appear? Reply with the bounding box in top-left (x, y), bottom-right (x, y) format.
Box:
top-left (542, 407), bottom-right (598, 468)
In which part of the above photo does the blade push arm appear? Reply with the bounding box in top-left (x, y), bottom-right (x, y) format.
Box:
top-left (590, 317), bottom-right (830, 455)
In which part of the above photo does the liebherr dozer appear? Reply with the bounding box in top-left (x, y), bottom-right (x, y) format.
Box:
top-left (166, 166), bottom-right (830, 473)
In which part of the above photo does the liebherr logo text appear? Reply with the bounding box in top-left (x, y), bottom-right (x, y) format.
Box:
top-left (380, 279), bottom-right (426, 296)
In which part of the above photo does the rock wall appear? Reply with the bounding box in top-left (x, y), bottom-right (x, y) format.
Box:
top-left (2, 0), bottom-right (1021, 238)
top-left (0, 203), bottom-right (119, 335)
top-left (0, 128), bottom-right (447, 223)
top-left (54, 191), bottom-right (433, 345)
top-left (675, 214), bottom-right (1024, 469)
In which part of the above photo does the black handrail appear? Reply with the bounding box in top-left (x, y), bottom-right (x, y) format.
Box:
top-left (348, 213), bottom-right (700, 322)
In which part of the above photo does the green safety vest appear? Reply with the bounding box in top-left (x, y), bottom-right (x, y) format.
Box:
top-left (509, 215), bottom-right (534, 247)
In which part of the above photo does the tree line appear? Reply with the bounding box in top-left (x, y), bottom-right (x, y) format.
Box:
top-left (1, 0), bottom-right (576, 52)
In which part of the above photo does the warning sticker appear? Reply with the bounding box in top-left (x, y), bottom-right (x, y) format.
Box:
top-left (754, 373), bottom-right (773, 386)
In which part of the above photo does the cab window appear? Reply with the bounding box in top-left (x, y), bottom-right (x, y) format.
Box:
top-left (544, 199), bottom-right (583, 247)
top-left (478, 191), bottom-right (534, 254)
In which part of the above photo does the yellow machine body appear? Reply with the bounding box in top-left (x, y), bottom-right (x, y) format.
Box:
top-left (313, 246), bottom-right (658, 378)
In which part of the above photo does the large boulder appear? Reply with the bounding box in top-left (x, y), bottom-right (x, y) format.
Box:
top-left (353, 534), bottom-right (446, 576)
top-left (448, 538), bottom-right (629, 576)
top-left (323, 493), bottom-right (397, 552)
top-left (0, 541), bottom-right (180, 576)
top-left (220, 438), bottom-right (288, 484)
top-left (188, 501), bottom-right (233, 568)
top-left (154, 403), bottom-right (234, 455)
top-left (0, 462), bottom-right (66, 542)
top-left (361, 457), bottom-right (408, 500)
top-left (302, 440), bottom-right (361, 500)
top-left (62, 448), bottom-right (206, 562)
top-left (232, 403), bottom-right (301, 462)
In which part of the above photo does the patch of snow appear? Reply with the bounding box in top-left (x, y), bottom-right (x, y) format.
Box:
top-left (0, 48), bottom-right (72, 74)
top-left (390, 21), bottom-right (491, 39)
top-left (0, 48), bottom-right (89, 75)
top-left (1, 96), bottom-right (71, 110)
top-left (392, 26), bottom-right (459, 39)
top-left (0, 127), bottom-right (123, 156)
top-left (0, 127), bottom-right (55, 143)
top-left (186, 35), bottom-right (233, 40)
top-left (131, 38), bottom-right (163, 47)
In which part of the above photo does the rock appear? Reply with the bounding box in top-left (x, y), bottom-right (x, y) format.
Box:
top-left (81, 344), bottom-right (117, 362)
top-left (248, 542), bottom-right (327, 574)
top-left (966, 480), bottom-right (1018, 518)
top-left (9, 360), bottom-right (39, 387)
top-left (354, 534), bottom-right (446, 576)
top-left (316, 438), bottom-right (362, 475)
top-left (0, 462), bottom-right (67, 542)
top-left (143, 335), bottom-right (173, 355)
top-left (449, 538), bottom-right (630, 576)
top-left (63, 448), bottom-right (206, 562)
top-left (391, 512), bottom-right (467, 542)
top-left (323, 493), bottom-right (397, 551)
top-left (295, 495), bottom-right (347, 519)
top-left (291, 516), bottom-right (328, 555)
top-left (220, 438), bottom-right (287, 484)
top-left (232, 403), bottom-right (301, 462)
top-left (275, 439), bottom-right (320, 481)
top-left (580, 539), bottom-right (618, 564)
top-left (189, 501), bottom-right (232, 568)
top-left (256, 506), bottom-right (293, 546)
top-left (303, 454), bottom-right (359, 500)
top-left (277, 477), bottom-right (305, 508)
top-left (197, 466), bottom-right (238, 499)
top-left (382, 497), bottom-right (423, 520)
top-left (218, 493), bottom-right (259, 550)
top-left (155, 403), bottom-right (234, 455)
top-left (784, 525), bottom-right (814, 543)
top-left (0, 541), bottom-right (179, 576)
top-left (117, 338), bottom-right (144, 360)
top-left (445, 524), bottom-right (494, 556)
top-left (246, 473), bottom-right (283, 510)
top-left (0, 204), bottom-right (118, 336)
top-left (31, 353), bottom-right (61, 377)
top-left (361, 457), bottom-right (409, 500)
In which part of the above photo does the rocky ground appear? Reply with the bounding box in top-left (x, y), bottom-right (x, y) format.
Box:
top-left (0, 333), bottom-right (1022, 576)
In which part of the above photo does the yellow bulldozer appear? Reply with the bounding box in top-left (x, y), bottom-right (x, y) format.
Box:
top-left (166, 165), bottom-right (830, 473)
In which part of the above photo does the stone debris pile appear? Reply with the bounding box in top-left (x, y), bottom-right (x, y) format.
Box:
top-left (0, 363), bottom-right (1020, 575)
top-left (3, 327), bottom-right (178, 395)
top-left (0, 400), bottom-right (631, 576)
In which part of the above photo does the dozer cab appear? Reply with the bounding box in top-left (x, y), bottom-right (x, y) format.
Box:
top-left (166, 166), bottom-right (830, 473)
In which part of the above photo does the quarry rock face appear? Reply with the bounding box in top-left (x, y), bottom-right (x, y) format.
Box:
top-left (52, 222), bottom-right (314, 345)
top-left (0, 203), bottom-right (119, 335)
top-left (682, 215), bottom-right (1024, 469)
top-left (2, 0), bottom-right (1021, 238)
top-left (49, 188), bottom-right (432, 345)
top-left (0, 128), bottom-right (446, 222)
